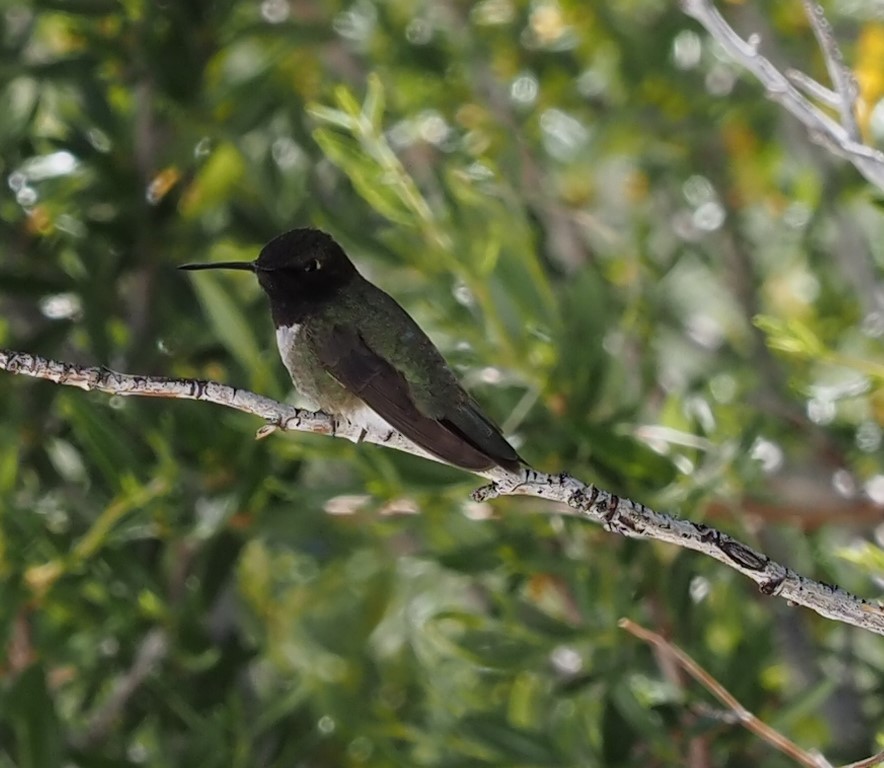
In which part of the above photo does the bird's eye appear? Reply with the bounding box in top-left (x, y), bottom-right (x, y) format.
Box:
top-left (304, 258), bottom-right (322, 273)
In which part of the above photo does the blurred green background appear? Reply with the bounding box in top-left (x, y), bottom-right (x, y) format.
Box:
top-left (1, 1), bottom-right (883, 766)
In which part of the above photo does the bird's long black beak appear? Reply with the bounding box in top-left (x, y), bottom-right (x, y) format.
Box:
top-left (178, 261), bottom-right (257, 272)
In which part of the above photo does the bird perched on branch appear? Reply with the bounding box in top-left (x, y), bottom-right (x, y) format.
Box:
top-left (181, 228), bottom-right (523, 473)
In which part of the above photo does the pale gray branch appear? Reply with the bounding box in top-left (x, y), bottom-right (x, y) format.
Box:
top-left (681, 0), bottom-right (884, 190)
top-left (3, 347), bottom-right (883, 636)
top-left (786, 68), bottom-right (840, 109)
top-left (800, 0), bottom-right (861, 141)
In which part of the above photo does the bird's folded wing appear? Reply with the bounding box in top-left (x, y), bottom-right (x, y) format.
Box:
top-left (315, 325), bottom-right (516, 471)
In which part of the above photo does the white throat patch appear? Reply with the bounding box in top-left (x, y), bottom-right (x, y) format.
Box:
top-left (275, 323), bottom-right (302, 380)
top-left (275, 323), bottom-right (302, 351)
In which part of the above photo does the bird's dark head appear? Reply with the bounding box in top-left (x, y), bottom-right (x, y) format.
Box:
top-left (179, 228), bottom-right (358, 326)
top-left (253, 229), bottom-right (357, 307)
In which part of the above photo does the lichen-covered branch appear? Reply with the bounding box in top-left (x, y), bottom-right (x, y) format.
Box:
top-left (2, 347), bottom-right (883, 636)
top-left (681, 0), bottom-right (884, 190)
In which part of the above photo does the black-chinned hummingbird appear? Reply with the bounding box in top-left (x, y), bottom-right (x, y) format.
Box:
top-left (179, 228), bottom-right (523, 473)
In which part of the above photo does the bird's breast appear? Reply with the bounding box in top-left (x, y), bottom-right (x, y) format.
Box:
top-left (274, 322), bottom-right (360, 414)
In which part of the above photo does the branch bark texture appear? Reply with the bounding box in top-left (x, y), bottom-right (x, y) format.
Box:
top-left (2, 348), bottom-right (882, 636)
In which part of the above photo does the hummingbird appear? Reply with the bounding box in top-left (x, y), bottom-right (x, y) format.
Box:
top-left (179, 228), bottom-right (523, 473)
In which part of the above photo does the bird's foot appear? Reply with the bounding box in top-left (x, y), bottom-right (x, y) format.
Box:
top-left (471, 465), bottom-right (535, 501)
top-left (471, 482), bottom-right (500, 502)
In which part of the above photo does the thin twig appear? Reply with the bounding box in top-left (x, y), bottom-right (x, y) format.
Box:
top-left (620, 619), bottom-right (838, 768)
top-left (843, 751), bottom-right (884, 768)
top-left (786, 68), bottom-right (840, 109)
top-left (800, 0), bottom-right (860, 141)
top-left (680, 0), bottom-right (884, 190)
top-left (2, 348), bottom-right (883, 636)
top-left (75, 627), bottom-right (169, 749)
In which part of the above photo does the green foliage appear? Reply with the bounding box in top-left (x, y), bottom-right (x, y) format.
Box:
top-left (1, 0), bottom-right (883, 766)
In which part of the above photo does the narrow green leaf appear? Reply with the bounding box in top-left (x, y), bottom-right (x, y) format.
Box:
top-left (190, 274), bottom-right (264, 380)
top-left (333, 83), bottom-right (362, 117)
top-left (306, 104), bottom-right (355, 131)
top-left (363, 72), bottom-right (385, 130)
top-left (7, 664), bottom-right (63, 768)
top-left (61, 396), bottom-right (140, 489)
